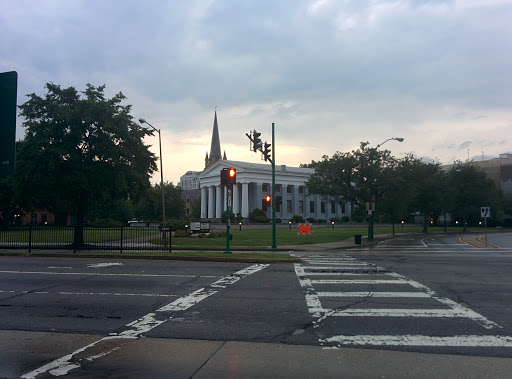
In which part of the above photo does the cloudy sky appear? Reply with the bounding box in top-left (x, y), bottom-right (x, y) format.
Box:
top-left (2, 0), bottom-right (511, 184)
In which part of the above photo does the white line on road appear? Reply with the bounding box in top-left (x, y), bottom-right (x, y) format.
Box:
top-left (86, 263), bottom-right (124, 268)
top-left (327, 308), bottom-right (481, 318)
top-left (322, 334), bottom-right (512, 347)
top-left (316, 292), bottom-right (431, 298)
top-left (21, 263), bottom-right (269, 378)
top-left (310, 279), bottom-right (410, 284)
top-left (0, 270), bottom-right (217, 278)
top-left (0, 289), bottom-right (179, 298)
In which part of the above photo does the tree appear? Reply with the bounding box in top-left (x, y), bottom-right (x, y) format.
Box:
top-left (304, 142), bottom-right (399, 222)
top-left (133, 182), bottom-right (185, 222)
top-left (447, 161), bottom-right (501, 231)
top-left (14, 83), bottom-right (157, 245)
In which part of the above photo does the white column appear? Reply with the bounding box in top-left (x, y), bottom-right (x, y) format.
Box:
top-left (208, 186), bottom-right (215, 219)
top-left (216, 185), bottom-right (223, 218)
top-left (241, 182), bottom-right (249, 218)
top-left (200, 186), bottom-right (207, 218)
top-left (232, 183), bottom-right (240, 215)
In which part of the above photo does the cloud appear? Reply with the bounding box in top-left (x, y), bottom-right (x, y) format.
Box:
top-left (3, 0), bottom-right (512, 183)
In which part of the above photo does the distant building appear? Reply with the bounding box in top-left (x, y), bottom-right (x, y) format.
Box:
top-left (179, 171), bottom-right (200, 190)
top-left (473, 153), bottom-right (512, 194)
top-left (444, 153), bottom-right (512, 193)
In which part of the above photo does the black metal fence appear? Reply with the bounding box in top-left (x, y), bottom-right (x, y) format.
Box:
top-left (0, 225), bottom-right (172, 253)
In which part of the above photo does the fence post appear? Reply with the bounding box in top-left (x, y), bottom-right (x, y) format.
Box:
top-left (28, 224), bottom-right (32, 253)
top-left (169, 228), bottom-right (172, 253)
top-left (120, 226), bottom-right (123, 254)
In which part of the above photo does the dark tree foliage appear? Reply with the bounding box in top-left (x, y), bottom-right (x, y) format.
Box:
top-left (14, 83), bottom-right (157, 243)
top-left (133, 182), bottom-right (185, 222)
top-left (305, 142), bottom-right (398, 211)
top-left (446, 161), bottom-right (502, 231)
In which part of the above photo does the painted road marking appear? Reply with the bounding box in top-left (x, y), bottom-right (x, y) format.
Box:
top-left (295, 255), bottom-right (504, 348)
top-left (0, 289), bottom-right (179, 298)
top-left (0, 270), bottom-right (216, 278)
top-left (86, 263), bottom-right (124, 268)
top-left (322, 335), bottom-right (512, 347)
top-left (21, 263), bottom-right (269, 378)
top-left (316, 292), bottom-right (431, 298)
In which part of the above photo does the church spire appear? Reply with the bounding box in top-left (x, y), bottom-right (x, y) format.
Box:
top-left (205, 110), bottom-right (222, 168)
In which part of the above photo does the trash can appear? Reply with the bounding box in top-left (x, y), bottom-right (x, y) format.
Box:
top-left (354, 234), bottom-right (362, 245)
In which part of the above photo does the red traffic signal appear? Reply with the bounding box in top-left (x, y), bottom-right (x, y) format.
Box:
top-left (265, 195), bottom-right (271, 203)
top-left (220, 167), bottom-right (236, 185)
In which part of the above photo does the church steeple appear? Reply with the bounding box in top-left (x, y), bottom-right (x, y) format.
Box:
top-left (205, 111), bottom-right (224, 168)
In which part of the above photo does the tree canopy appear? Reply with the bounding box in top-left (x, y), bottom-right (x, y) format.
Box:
top-left (14, 83), bottom-right (157, 227)
top-left (304, 142), bottom-right (507, 231)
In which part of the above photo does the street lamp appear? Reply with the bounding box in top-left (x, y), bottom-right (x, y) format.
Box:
top-left (139, 118), bottom-right (165, 229)
top-left (368, 137), bottom-right (404, 241)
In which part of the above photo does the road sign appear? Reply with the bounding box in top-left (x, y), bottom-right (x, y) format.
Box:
top-left (481, 207), bottom-right (490, 218)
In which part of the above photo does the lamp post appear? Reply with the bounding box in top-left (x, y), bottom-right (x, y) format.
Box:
top-left (368, 137), bottom-right (404, 241)
top-left (138, 118), bottom-right (165, 229)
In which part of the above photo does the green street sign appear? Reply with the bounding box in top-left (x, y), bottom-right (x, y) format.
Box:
top-left (0, 71), bottom-right (18, 177)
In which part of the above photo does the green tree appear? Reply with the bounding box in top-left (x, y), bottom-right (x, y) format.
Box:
top-left (447, 161), bottom-right (501, 231)
top-left (305, 142), bottom-right (399, 223)
top-left (14, 83), bottom-right (157, 244)
top-left (134, 182), bottom-right (185, 221)
top-left (189, 196), bottom-right (202, 219)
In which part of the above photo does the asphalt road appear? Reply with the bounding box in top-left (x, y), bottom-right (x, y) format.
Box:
top-left (1, 232), bottom-right (511, 378)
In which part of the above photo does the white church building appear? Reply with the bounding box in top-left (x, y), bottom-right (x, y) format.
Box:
top-left (184, 111), bottom-right (351, 222)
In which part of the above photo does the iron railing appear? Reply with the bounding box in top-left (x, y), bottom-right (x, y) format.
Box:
top-left (0, 225), bottom-right (172, 253)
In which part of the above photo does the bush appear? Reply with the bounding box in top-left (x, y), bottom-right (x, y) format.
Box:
top-left (88, 218), bottom-right (124, 227)
top-left (221, 210), bottom-right (236, 223)
top-left (276, 218), bottom-right (282, 224)
top-left (307, 217), bottom-right (316, 224)
top-left (342, 216), bottom-right (350, 222)
top-left (317, 219), bottom-right (327, 224)
top-left (291, 215), bottom-right (304, 223)
top-left (253, 215), bottom-right (270, 223)
top-left (249, 208), bottom-right (267, 222)
top-left (161, 219), bottom-right (187, 231)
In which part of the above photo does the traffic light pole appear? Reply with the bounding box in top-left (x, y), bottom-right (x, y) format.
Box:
top-left (271, 122), bottom-right (276, 249)
top-left (225, 185), bottom-right (231, 254)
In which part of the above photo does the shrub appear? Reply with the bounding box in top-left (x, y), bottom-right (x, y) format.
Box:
top-left (161, 219), bottom-right (187, 231)
top-left (276, 218), bottom-right (282, 224)
top-left (291, 215), bottom-right (304, 223)
top-left (307, 217), bottom-right (316, 224)
top-left (221, 210), bottom-right (236, 223)
top-left (249, 208), bottom-right (267, 221)
top-left (253, 215), bottom-right (270, 223)
top-left (342, 216), bottom-right (350, 222)
top-left (88, 218), bottom-right (124, 227)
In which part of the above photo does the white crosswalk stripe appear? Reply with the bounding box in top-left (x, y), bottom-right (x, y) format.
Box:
top-left (295, 254), bottom-right (510, 349)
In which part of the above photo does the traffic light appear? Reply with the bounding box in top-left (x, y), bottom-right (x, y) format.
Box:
top-left (228, 168), bottom-right (236, 184)
top-left (265, 195), bottom-right (271, 204)
top-left (252, 130), bottom-right (262, 152)
top-left (262, 142), bottom-right (271, 161)
top-left (220, 168), bottom-right (236, 185)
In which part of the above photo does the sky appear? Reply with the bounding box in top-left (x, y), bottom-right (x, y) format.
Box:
top-left (2, 0), bottom-right (512, 185)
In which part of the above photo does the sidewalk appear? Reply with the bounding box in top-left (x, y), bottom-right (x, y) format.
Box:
top-left (7, 331), bottom-right (512, 378)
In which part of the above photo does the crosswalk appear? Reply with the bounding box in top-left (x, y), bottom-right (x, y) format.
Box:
top-left (294, 255), bottom-right (512, 349)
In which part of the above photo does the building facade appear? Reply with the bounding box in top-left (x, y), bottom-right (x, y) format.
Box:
top-left (198, 159), bottom-right (350, 222)
top-left (179, 171), bottom-right (201, 190)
